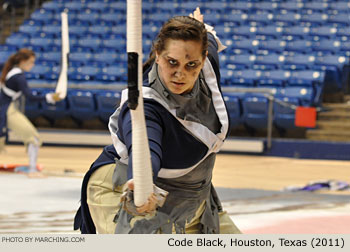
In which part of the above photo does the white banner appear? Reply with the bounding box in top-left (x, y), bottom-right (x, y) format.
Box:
top-left (0, 234), bottom-right (348, 252)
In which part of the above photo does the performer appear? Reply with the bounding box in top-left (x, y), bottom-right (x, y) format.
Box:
top-left (74, 8), bottom-right (241, 234)
top-left (0, 48), bottom-right (61, 177)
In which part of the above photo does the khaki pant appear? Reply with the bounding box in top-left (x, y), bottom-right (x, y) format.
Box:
top-left (87, 164), bottom-right (242, 234)
top-left (7, 103), bottom-right (41, 146)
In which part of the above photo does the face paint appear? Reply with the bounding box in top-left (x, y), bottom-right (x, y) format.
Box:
top-left (156, 39), bottom-right (206, 95)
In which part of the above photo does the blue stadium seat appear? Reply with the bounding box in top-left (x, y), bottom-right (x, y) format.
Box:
top-left (5, 33), bottom-right (29, 48)
top-left (64, 2), bottom-right (83, 12)
top-left (142, 24), bottom-right (159, 38)
top-left (304, 1), bottom-right (329, 12)
top-left (222, 12), bottom-right (248, 25)
top-left (28, 37), bottom-right (54, 51)
top-left (247, 12), bottom-right (274, 26)
top-left (69, 66), bottom-right (101, 82)
top-left (258, 70), bottom-right (291, 87)
top-left (109, 1), bottom-right (127, 12)
top-left (228, 1), bottom-right (254, 12)
top-left (227, 54), bottom-right (255, 69)
top-left (87, 2), bottom-right (108, 12)
top-left (99, 13), bottom-right (125, 25)
top-left (43, 65), bottom-right (61, 81)
top-left (222, 93), bottom-right (242, 130)
top-left (254, 2), bottom-right (279, 12)
top-left (18, 24), bottom-right (41, 35)
top-left (25, 88), bottom-right (43, 120)
top-left (146, 13), bottom-right (171, 24)
top-left (42, 24), bottom-right (60, 36)
top-left (340, 42), bottom-right (350, 57)
top-left (254, 54), bottom-right (285, 70)
top-left (111, 24), bottom-right (126, 36)
top-left (273, 11), bottom-right (301, 26)
top-left (93, 52), bottom-right (119, 66)
top-left (77, 37), bottom-right (102, 51)
top-left (202, 12), bottom-right (221, 26)
top-left (274, 96), bottom-right (300, 130)
top-left (312, 40), bottom-right (342, 54)
top-left (205, 1), bottom-right (227, 11)
top-left (229, 39), bottom-right (260, 53)
top-left (69, 52), bottom-right (93, 66)
top-left (329, 1), bottom-right (350, 12)
top-left (95, 90), bottom-right (121, 123)
top-left (179, 2), bottom-right (205, 13)
top-left (288, 70), bottom-right (325, 87)
top-left (40, 89), bottom-right (68, 122)
top-left (336, 27), bottom-right (350, 41)
top-left (0, 50), bottom-right (15, 67)
top-left (230, 26), bottom-right (257, 38)
top-left (259, 40), bottom-right (286, 53)
top-left (283, 86), bottom-right (315, 106)
top-left (31, 9), bottom-right (54, 22)
top-left (26, 64), bottom-right (51, 80)
top-left (328, 13), bottom-right (350, 26)
top-left (76, 11), bottom-right (100, 24)
top-left (314, 55), bottom-right (349, 88)
top-left (231, 69), bottom-right (262, 86)
top-left (40, 52), bottom-right (61, 65)
top-left (285, 40), bottom-right (313, 53)
top-left (283, 26), bottom-right (310, 39)
top-left (96, 65), bottom-right (127, 82)
top-left (156, 1), bottom-right (180, 13)
top-left (284, 54), bottom-right (316, 70)
top-left (279, 1), bottom-right (304, 12)
top-left (67, 90), bottom-right (98, 122)
top-left (102, 37), bottom-right (126, 52)
top-left (41, 1), bottom-right (64, 13)
top-left (242, 95), bottom-right (269, 130)
top-left (213, 25), bottom-right (232, 39)
top-left (309, 26), bottom-right (337, 40)
top-left (256, 25), bottom-right (284, 40)
top-left (142, 2), bottom-right (153, 13)
top-left (69, 25), bottom-right (89, 37)
top-left (220, 69), bottom-right (235, 85)
top-left (300, 13), bottom-right (328, 26)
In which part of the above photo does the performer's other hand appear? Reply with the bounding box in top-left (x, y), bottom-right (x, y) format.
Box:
top-left (51, 92), bottom-right (62, 102)
top-left (189, 7), bottom-right (203, 23)
top-left (127, 179), bottom-right (158, 214)
top-left (46, 92), bottom-right (62, 104)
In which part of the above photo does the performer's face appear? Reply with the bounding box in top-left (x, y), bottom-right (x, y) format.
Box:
top-left (19, 56), bottom-right (35, 72)
top-left (156, 39), bottom-right (206, 95)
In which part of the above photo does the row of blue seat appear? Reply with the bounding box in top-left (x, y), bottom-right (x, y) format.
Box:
top-left (225, 93), bottom-right (302, 131)
top-left (223, 39), bottom-right (350, 55)
top-left (30, 8), bottom-right (350, 24)
top-left (4, 32), bottom-right (350, 60)
top-left (40, 0), bottom-right (350, 14)
top-left (24, 87), bottom-right (315, 132)
top-left (16, 22), bottom-right (350, 41)
top-left (26, 89), bottom-right (121, 124)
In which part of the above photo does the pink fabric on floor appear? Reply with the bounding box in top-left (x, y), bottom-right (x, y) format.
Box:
top-left (242, 215), bottom-right (350, 234)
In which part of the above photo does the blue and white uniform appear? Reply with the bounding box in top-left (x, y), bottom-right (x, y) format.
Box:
top-left (107, 33), bottom-right (231, 233)
top-left (0, 67), bottom-right (47, 138)
top-left (74, 32), bottom-right (238, 234)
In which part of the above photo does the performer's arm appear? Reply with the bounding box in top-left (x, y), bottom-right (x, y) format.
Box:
top-left (118, 102), bottom-right (163, 181)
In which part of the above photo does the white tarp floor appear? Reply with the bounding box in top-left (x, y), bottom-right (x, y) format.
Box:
top-left (0, 173), bottom-right (349, 234)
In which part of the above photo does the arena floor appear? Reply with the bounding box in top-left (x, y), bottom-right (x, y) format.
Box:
top-left (1, 145), bottom-right (349, 234)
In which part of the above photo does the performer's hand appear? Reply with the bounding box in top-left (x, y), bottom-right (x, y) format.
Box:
top-left (189, 7), bottom-right (204, 23)
top-left (51, 92), bottom-right (62, 102)
top-left (46, 92), bottom-right (62, 104)
top-left (127, 179), bottom-right (158, 214)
